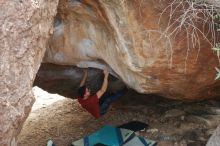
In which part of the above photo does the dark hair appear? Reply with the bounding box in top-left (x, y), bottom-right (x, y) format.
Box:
top-left (78, 85), bottom-right (86, 98)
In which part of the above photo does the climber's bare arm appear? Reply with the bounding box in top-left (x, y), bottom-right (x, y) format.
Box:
top-left (79, 69), bottom-right (88, 87)
top-left (96, 70), bottom-right (109, 99)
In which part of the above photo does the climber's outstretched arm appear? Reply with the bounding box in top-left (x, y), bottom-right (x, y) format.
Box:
top-left (96, 70), bottom-right (109, 99)
top-left (79, 69), bottom-right (88, 87)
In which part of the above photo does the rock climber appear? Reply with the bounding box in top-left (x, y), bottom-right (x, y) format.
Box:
top-left (77, 68), bottom-right (127, 118)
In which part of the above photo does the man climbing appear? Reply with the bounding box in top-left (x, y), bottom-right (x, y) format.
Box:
top-left (77, 68), bottom-right (127, 118)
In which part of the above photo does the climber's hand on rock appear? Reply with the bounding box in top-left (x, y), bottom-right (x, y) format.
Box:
top-left (103, 70), bottom-right (109, 76)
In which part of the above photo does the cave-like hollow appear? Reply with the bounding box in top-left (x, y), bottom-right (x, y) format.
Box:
top-left (34, 63), bottom-right (126, 98)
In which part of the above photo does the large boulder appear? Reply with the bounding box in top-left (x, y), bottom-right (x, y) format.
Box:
top-left (0, 0), bottom-right (58, 145)
top-left (44, 0), bottom-right (220, 100)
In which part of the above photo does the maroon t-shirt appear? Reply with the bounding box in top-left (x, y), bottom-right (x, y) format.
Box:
top-left (78, 94), bottom-right (101, 118)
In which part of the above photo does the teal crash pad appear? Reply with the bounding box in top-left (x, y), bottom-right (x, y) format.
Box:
top-left (72, 125), bottom-right (134, 146)
top-left (122, 136), bottom-right (157, 146)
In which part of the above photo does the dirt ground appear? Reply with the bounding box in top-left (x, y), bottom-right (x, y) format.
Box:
top-left (18, 87), bottom-right (220, 146)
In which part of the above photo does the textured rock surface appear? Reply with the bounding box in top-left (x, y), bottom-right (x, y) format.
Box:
top-left (44, 0), bottom-right (220, 100)
top-left (0, 0), bottom-right (58, 145)
top-left (207, 125), bottom-right (220, 146)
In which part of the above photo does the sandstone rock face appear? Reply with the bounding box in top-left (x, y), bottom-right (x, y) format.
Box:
top-left (44, 0), bottom-right (220, 100)
top-left (0, 0), bottom-right (58, 145)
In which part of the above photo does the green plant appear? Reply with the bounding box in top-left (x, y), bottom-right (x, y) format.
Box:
top-left (212, 13), bottom-right (220, 80)
top-left (215, 67), bottom-right (220, 80)
top-left (213, 43), bottom-right (220, 80)
top-left (212, 44), bottom-right (220, 61)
